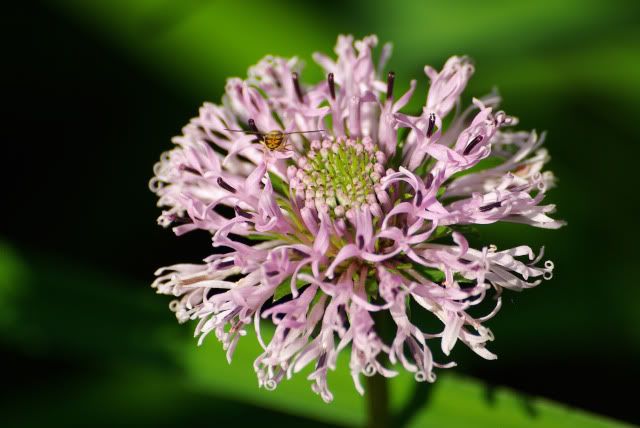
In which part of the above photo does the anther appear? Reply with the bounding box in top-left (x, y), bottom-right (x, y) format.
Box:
top-left (292, 72), bottom-right (304, 103)
top-left (217, 177), bottom-right (236, 193)
top-left (248, 118), bottom-right (259, 133)
top-left (386, 71), bottom-right (396, 101)
top-left (266, 270), bottom-right (279, 277)
top-left (234, 206), bottom-right (253, 219)
top-left (317, 353), bottom-right (327, 368)
top-left (327, 73), bottom-right (336, 100)
top-left (415, 190), bottom-right (423, 207)
top-left (426, 113), bottom-right (436, 137)
top-left (180, 165), bottom-right (201, 176)
top-left (463, 135), bottom-right (483, 155)
top-left (357, 235), bottom-right (365, 250)
top-left (216, 260), bottom-right (235, 269)
top-left (479, 201), bottom-right (502, 212)
top-left (247, 118), bottom-right (261, 143)
top-left (424, 172), bottom-right (434, 189)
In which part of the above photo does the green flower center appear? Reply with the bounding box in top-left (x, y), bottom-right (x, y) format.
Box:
top-left (289, 137), bottom-right (386, 217)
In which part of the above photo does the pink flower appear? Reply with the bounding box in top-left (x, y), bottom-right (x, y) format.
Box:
top-left (150, 35), bottom-right (564, 402)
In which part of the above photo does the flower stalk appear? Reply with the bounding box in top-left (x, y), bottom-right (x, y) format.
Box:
top-left (366, 374), bottom-right (390, 428)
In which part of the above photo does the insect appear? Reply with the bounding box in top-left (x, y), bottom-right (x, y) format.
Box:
top-left (224, 127), bottom-right (324, 152)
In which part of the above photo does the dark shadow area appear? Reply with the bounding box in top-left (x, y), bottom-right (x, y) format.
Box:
top-left (393, 380), bottom-right (435, 427)
top-left (482, 383), bottom-right (538, 419)
top-left (3, 1), bottom-right (213, 283)
top-left (472, 357), bottom-right (639, 425)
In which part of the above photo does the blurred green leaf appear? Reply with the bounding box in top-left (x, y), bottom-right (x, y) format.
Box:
top-left (0, 241), bottom-right (630, 427)
top-left (3, 363), bottom-right (339, 428)
top-left (47, 0), bottom-right (640, 109)
top-left (49, 0), bottom-right (340, 97)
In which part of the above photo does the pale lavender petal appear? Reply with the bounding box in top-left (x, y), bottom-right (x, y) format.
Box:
top-left (150, 34), bottom-right (563, 402)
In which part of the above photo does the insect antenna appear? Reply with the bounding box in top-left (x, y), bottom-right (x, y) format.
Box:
top-left (224, 128), bottom-right (263, 135)
top-left (284, 130), bottom-right (325, 135)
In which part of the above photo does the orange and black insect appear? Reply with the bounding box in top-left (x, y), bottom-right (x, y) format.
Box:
top-left (225, 125), bottom-right (323, 152)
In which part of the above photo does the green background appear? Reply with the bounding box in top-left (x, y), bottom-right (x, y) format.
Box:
top-left (3, 1), bottom-right (639, 426)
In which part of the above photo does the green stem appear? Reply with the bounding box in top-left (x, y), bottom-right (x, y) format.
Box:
top-left (366, 308), bottom-right (393, 428)
top-left (366, 374), bottom-right (390, 428)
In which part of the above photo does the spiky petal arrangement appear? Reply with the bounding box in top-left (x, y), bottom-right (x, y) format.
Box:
top-left (150, 35), bottom-right (564, 402)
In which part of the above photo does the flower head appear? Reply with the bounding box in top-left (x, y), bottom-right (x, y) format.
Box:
top-left (150, 35), bottom-right (564, 402)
